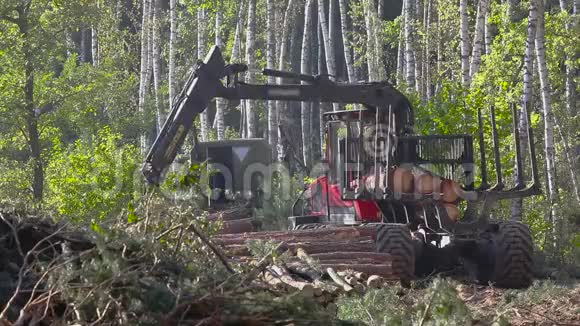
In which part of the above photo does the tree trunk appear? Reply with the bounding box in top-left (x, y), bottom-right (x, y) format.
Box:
top-left (484, 0), bottom-right (493, 55)
top-left (318, 0), bottom-right (338, 110)
top-left (168, 0), bottom-right (177, 108)
top-left (560, 0), bottom-right (576, 117)
top-left (214, 7), bottom-right (226, 140)
top-left (138, 0), bottom-right (151, 154)
top-left (277, 0), bottom-right (297, 162)
top-left (80, 28), bottom-right (92, 64)
top-left (197, 8), bottom-right (209, 141)
top-left (152, 0), bottom-right (163, 135)
top-left (266, 0), bottom-right (277, 155)
top-left (469, 0), bottom-right (488, 80)
top-left (397, 0), bottom-right (406, 84)
top-left (17, 8), bottom-right (44, 201)
top-left (555, 117), bottom-right (580, 204)
top-left (534, 0), bottom-right (558, 240)
top-left (338, 0), bottom-right (355, 83)
top-left (318, 20), bottom-right (329, 158)
top-left (425, 0), bottom-right (432, 99)
top-left (404, 0), bottom-right (416, 91)
top-left (459, 0), bottom-right (470, 88)
top-left (301, 0), bottom-right (315, 168)
top-left (91, 27), bottom-right (98, 67)
top-left (363, 0), bottom-right (384, 82)
top-left (245, 0), bottom-right (257, 139)
top-left (511, 0), bottom-right (537, 221)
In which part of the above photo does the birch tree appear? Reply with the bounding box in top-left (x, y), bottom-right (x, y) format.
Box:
top-left (277, 0), bottom-right (296, 162)
top-left (338, 0), bottom-right (355, 82)
top-left (152, 0), bottom-right (163, 134)
top-left (459, 0), bottom-right (470, 88)
top-left (318, 0), bottom-right (339, 111)
top-left (469, 0), bottom-right (489, 81)
top-left (301, 0), bottom-right (315, 168)
top-left (197, 8), bottom-right (209, 141)
top-left (404, 0), bottom-right (416, 91)
top-left (245, 0), bottom-right (257, 138)
top-left (91, 27), bottom-right (98, 67)
top-left (215, 4), bottom-right (226, 140)
top-left (138, 0), bottom-right (151, 153)
top-left (168, 0), bottom-right (177, 108)
top-left (396, 0), bottom-right (406, 84)
top-left (534, 0), bottom-right (558, 236)
top-left (511, 0), bottom-right (537, 221)
top-left (266, 0), bottom-right (277, 155)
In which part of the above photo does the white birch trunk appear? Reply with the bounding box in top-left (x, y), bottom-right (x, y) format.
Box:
top-left (404, 0), bottom-right (416, 91)
top-left (560, 0), bottom-right (576, 117)
top-left (215, 6), bottom-right (226, 140)
top-left (277, 0), bottom-right (296, 162)
top-left (425, 0), bottom-right (432, 99)
top-left (364, 0), bottom-right (377, 81)
top-left (168, 0), bottom-right (177, 108)
top-left (266, 0), bottom-right (277, 154)
top-left (534, 0), bottom-right (558, 231)
top-left (459, 0), bottom-right (470, 88)
top-left (245, 0), bottom-right (257, 138)
top-left (338, 0), bottom-right (356, 83)
top-left (469, 0), bottom-right (489, 80)
top-left (397, 0), bottom-right (406, 84)
top-left (511, 0), bottom-right (537, 221)
top-left (318, 0), bottom-right (339, 111)
top-left (197, 8), bottom-right (209, 141)
top-left (138, 0), bottom-right (151, 154)
top-left (91, 27), bottom-right (98, 67)
top-left (231, 1), bottom-right (246, 62)
top-left (301, 0), bottom-right (315, 168)
top-left (152, 0), bottom-right (163, 134)
top-left (484, 0), bottom-right (493, 55)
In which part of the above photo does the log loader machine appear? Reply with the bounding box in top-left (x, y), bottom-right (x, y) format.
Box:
top-left (142, 46), bottom-right (540, 288)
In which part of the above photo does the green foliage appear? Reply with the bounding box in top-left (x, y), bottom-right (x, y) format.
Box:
top-left (45, 126), bottom-right (138, 222)
top-left (337, 279), bottom-right (472, 325)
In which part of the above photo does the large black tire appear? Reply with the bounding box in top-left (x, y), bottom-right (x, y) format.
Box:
top-left (492, 221), bottom-right (534, 288)
top-left (375, 224), bottom-right (415, 282)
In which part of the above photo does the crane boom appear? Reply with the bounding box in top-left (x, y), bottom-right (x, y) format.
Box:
top-left (142, 45), bottom-right (413, 184)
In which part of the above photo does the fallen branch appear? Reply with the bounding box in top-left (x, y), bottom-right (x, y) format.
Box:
top-left (188, 222), bottom-right (235, 274)
top-left (240, 242), bottom-right (287, 286)
top-left (326, 267), bottom-right (354, 293)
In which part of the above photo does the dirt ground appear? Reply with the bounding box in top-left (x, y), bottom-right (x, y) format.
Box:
top-left (456, 283), bottom-right (580, 325)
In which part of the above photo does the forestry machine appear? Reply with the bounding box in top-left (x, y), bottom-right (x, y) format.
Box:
top-left (142, 46), bottom-right (541, 288)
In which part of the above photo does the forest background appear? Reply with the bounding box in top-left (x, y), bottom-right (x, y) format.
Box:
top-left (0, 0), bottom-right (578, 264)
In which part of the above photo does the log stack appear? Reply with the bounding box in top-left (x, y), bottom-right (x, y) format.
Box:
top-left (214, 225), bottom-right (402, 304)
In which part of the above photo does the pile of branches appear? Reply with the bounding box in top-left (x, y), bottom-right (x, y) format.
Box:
top-left (0, 209), bottom-right (339, 325)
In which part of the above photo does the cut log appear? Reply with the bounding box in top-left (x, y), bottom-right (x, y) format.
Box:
top-left (326, 267), bottom-right (354, 292)
top-left (366, 275), bottom-right (383, 288)
top-left (214, 226), bottom-right (379, 245)
top-left (218, 218), bottom-right (255, 234)
top-left (440, 179), bottom-right (460, 203)
top-left (270, 265), bottom-right (315, 297)
top-left (389, 167), bottom-right (414, 193)
top-left (208, 206), bottom-right (252, 221)
top-left (223, 239), bottom-right (375, 257)
top-left (353, 271), bottom-right (368, 280)
top-left (285, 264), bottom-right (322, 281)
top-left (290, 240), bottom-right (375, 255)
top-left (415, 173), bottom-right (441, 194)
top-left (240, 242), bottom-right (287, 286)
top-left (310, 252), bottom-right (392, 262)
top-left (319, 264), bottom-right (395, 279)
top-left (443, 203), bottom-right (460, 222)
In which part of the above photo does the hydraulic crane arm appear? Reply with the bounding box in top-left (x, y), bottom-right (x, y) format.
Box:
top-left (142, 45), bottom-right (413, 184)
